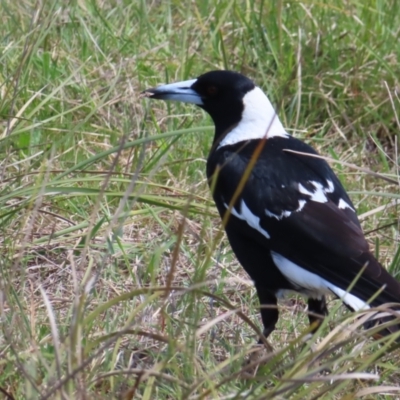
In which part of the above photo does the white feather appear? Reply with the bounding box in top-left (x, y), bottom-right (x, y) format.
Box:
top-left (326, 180), bottom-right (335, 193)
top-left (265, 199), bottom-right (307, 221)
top-left (297, 199), bottom-right (307, 212)
top-left (225, 200), bottom-right (271, 239)
top-left (338, 198), bottom-right (355, 211)
top-left (265, 209), bottom-right (291, 220)
top-left (329, 286), bottom-right (370, 311)
top-left (298, 181), bottom-right (329, 203)
top-left (271, 251), bottom-right (370, 311)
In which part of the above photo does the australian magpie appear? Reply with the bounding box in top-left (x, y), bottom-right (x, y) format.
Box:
top-left (143, 70), bottom-right (400, 340)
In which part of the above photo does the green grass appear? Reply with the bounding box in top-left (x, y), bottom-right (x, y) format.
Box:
top-left (0, 0), bottom-right (400, 398)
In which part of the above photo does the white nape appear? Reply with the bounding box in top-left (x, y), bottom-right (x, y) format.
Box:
top-left (271, 251), bottom-right (370, 311)
top-left (218, 87), bottom-right (289, 148)
top-left (224, 200), bottom-right (271, 239)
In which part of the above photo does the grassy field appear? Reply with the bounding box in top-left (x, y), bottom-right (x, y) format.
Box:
top-left (1, 0), bottom-right (400, 398)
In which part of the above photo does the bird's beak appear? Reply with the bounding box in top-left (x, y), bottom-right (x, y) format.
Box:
top-left (142, 79), bottom-right (203, 105)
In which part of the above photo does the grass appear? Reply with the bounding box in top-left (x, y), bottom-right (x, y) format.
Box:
top-left (0, 0), bottom-right (400, 398)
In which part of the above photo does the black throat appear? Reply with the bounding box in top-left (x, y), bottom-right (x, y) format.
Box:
top-left (199, 102), bottom-right (244, 147)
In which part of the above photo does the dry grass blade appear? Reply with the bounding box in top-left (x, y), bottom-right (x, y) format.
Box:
top-left (1, 0), bottom-right (400, 398)
top-left (283, 372), bottom-right (379, 383)
top-left (1, 86), bottom-right (46, 138)
top-left (39, 286), bottom-right (62, 381)
top-left (358, 199), bottom-right (400, 220)
top-left (90, 368), bottom-right (191, 389)
top-left (195, 309), bottom-right (238, 337)
top-left (283, 149), bottom-right (399, 185)
top-left (355, 385), bottom-right (400, 397)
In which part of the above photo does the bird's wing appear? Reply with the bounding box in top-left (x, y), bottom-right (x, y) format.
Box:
top-left (215, 139), bottom-right (400, 305)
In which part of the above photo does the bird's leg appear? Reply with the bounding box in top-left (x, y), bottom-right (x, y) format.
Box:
top-left (306, 296), bottom-right (332, 374)
top-left (307, 296), bottom-right (328, 333)
top-left (255, 287), bottom-right (279, 341)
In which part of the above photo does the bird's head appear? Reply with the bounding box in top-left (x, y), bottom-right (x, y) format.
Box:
top-left (143, 70), bottom-right (287, 145)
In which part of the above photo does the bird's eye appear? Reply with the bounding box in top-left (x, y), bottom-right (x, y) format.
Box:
top-left (207, 85), bottom-right (218, 96)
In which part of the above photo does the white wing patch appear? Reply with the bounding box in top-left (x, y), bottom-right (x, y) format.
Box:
top-left (299, 181), bottom-right (328, 203)
top-left (271, 251), bottom-right (370, 311)
top-left (326, 180), bottom-right (335, 193)
top-left (224, 200), bottom-right (271, 239)
top-left (265, 198), bottom-right (306, 221)
top-left (338, 198), bottom-right (355, 212)
top-left (265, 209), bottom-right (291, 220)
top-left (217, 87), bottom-right (289, 149)
top-left (264, 180), bottom-right (352, 222)
top-left (298, 180), bottom-right (356, 213)
top-left (297, 199), bottom-right (307, 212)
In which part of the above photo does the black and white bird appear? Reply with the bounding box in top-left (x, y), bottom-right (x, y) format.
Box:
top-left (143, 70), bottom-right (400, 340)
